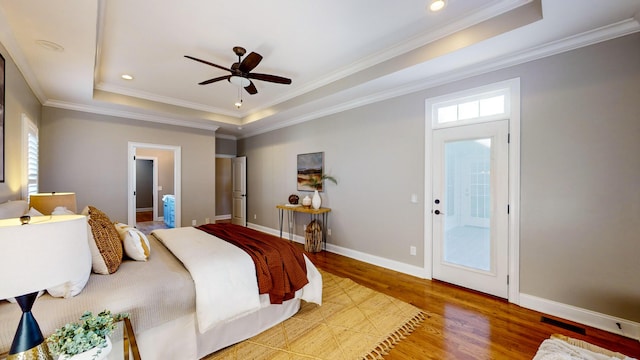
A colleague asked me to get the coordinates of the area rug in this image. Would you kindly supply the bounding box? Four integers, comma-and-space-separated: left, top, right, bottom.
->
203, 270, 427, 360
533, 334, 637, 360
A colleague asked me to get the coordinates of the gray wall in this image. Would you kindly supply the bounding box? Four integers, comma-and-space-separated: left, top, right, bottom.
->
239, 33, 640, 322
0, 43, 41, 202
215, 157, 232, 217
39, 107, 216, 227
216, 137, 237, 156
135, 159, 153, 208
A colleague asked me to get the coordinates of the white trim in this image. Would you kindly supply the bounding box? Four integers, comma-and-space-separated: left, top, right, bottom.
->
215, 214, 231, 221
246, 223, 427, 278
520, 293, 640, 341
128, 142, 181, 227
21, 114, 38, 200
424, 78, 521, 303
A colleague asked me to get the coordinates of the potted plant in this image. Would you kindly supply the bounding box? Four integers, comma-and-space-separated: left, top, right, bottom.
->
308, 175, 337, 209
47, 310, 128, 360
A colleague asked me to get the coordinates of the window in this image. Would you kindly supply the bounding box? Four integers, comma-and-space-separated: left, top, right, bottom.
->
22, 114, 38, 200
428, 83, 513, 129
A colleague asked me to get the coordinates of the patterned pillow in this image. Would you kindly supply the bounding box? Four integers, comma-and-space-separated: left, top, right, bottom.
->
82, 206, 123, 274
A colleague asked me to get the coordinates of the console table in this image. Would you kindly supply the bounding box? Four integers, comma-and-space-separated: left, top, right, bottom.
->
276, 205, 331, 251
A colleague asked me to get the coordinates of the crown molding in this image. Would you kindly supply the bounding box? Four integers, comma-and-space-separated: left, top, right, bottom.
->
44, 99, 220, 132
239, 16, 640, 139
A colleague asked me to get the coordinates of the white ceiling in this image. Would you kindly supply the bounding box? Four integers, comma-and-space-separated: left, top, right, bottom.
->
0, 0, 639, 138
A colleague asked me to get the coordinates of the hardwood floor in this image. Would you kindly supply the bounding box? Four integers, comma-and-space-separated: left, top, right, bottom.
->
303, 249, 640, 359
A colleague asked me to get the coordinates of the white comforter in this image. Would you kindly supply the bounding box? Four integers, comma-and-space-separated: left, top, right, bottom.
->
152, 227, 322, 333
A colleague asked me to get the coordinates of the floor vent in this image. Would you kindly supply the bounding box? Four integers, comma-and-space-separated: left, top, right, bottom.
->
541, 316, 586, 335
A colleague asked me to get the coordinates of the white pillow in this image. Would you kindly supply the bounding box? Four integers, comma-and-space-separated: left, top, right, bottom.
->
122, 228, 150, 261
0, 200, 28, 219
26, 207, 44, 217
52, 206, 75, 215
114, 223, 150, 261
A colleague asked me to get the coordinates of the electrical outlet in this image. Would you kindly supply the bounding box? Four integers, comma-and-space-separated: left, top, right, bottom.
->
205, 218, 210, 224
410, 246, 417, 256
327, 228, 332, 236
254, 214, 257, 219
192, 219, 196, 226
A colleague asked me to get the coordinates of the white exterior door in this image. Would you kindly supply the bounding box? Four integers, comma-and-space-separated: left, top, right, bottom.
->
432, 120, 509, 298
231, 156, 247, 226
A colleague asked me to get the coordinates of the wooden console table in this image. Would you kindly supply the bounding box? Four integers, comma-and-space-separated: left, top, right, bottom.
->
276, 205, 331, 251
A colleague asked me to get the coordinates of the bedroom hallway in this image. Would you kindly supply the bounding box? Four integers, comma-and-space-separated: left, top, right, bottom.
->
303, 249, 640, 359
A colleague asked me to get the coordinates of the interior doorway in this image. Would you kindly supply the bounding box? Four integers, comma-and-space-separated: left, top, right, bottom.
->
128, 142, 181, 228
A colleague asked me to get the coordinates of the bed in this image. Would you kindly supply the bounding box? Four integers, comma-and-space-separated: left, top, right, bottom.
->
0, 222, 322, 359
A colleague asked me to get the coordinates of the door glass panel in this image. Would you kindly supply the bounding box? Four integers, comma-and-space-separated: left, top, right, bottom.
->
443, 138, 491, 272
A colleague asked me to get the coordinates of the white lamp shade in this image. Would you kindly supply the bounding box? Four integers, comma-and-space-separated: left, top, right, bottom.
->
29, 192, 77, 215
0, 215, 90, 300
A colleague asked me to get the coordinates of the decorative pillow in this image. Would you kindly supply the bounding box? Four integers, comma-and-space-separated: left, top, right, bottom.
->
46, 254, 92, 298
114, 223, 150, 261
0, 200, 28, 219
52, 206, 75, 215
82, 206, 123, 274
26, 207, 44, 217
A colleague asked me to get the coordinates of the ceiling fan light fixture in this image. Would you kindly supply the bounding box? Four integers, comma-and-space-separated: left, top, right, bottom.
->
229, 75, 250, 88
429, 0, 446, 12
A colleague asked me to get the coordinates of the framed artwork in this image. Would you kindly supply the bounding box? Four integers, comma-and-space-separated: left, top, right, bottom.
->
0, 53, 4, 183
297, 152, 324, 191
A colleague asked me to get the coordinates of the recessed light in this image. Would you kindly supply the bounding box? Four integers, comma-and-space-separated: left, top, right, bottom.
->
35, 40, 64, 52
121, 74, 134, 80
429, 0, 446, 12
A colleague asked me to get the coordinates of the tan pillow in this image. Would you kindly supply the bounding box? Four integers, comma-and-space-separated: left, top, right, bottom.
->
82, 206, 123, 274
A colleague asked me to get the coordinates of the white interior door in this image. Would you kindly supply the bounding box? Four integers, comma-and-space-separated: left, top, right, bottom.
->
432, 120, 509, 298
231, 156, 247, 226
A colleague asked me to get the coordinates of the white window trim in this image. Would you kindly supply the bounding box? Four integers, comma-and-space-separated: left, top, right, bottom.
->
428, 82, 513, 129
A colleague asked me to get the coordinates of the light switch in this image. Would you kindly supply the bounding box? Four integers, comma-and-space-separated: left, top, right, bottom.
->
157, 185, 163, 191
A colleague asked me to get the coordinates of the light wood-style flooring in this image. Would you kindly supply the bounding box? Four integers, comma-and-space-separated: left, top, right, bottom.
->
303, 249, 640, 359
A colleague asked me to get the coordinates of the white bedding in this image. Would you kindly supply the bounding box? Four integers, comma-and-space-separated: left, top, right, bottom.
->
533, 338, 636, 360
152, 227, 322, 334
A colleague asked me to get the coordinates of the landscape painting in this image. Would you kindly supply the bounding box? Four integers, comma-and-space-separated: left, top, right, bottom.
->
297, 152, 324, 191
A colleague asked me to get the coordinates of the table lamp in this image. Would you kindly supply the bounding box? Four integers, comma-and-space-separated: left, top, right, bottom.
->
29, 192, 77, 215
0, 215, 89, 360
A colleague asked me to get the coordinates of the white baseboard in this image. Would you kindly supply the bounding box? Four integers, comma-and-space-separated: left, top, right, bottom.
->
520, 293, 640, 340
246, 223, 427, 278
247, 222, 640, 341
215, 214, 231, 221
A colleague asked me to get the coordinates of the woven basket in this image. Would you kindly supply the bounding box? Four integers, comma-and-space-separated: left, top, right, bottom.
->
304, 220, 322, 252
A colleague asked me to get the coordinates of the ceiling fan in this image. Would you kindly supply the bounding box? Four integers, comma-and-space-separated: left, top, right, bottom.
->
185, 46, 292, 95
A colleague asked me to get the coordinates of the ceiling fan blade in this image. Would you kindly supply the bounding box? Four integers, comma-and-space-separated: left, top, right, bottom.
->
184, 55, 231, 72
244, 81, 258, 95
248, 72, 292, 85
239, 52, 263, 73
198, 75, 230, 85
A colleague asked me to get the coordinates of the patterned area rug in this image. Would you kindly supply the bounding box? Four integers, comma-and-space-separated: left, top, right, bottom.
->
204, 270, 427, 360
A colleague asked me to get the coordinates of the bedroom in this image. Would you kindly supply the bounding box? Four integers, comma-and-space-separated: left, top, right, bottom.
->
1, 0, 639, 359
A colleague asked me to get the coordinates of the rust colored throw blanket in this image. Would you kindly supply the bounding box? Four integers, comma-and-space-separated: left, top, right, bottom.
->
196, 223, 308, 304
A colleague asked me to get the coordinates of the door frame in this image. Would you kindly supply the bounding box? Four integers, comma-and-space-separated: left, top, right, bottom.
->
128, 142, 181, 227
423, 78, 521, 304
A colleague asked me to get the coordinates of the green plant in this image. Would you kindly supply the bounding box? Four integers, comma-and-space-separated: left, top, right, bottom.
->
309, 174, 338, 190
47, 310, 128, 358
